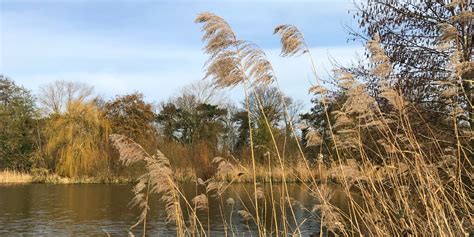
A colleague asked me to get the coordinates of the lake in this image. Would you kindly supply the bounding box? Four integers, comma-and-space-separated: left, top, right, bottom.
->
0, 183, 352, 236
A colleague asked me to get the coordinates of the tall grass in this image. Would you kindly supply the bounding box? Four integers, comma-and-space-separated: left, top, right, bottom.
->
0, 170, 32, 183
110, 12, 472, 237
0, 168, 133, 184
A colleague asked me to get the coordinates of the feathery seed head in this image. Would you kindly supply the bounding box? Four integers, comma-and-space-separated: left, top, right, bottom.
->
240, 43, 275, 85
226, 198, 235, 206
255, 186, 265, 200
212, 157, 235, 176
238, 210, 253, 222
273, 24, 308, 57
110, 134, 181, 226
192, 194, 209, 211
380, 88, 405, 111
367, 34, 392, 78
195, 12, 237, 55
308, 85, 328, 96
334, 69, 356, 90
197, 12, 275, 88
305, 129, 322, 147
206, 179, 225, 197
196, 12, 245, 88
109, 134, 149, 166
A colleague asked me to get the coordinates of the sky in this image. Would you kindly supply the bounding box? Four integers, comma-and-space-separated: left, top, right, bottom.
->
0, 0, 364, 110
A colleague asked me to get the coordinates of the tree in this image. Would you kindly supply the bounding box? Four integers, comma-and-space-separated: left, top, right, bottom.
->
0, 76, 37, 170
234, 85, 302, 162
157, 81, 228, 145
351, 0, 473, 129
156, 82, 229, 170
38, 80, 94, 115
156, 94, 228, 178
104, 93, 157, 150
220, 102, 240, 153
156, 101, 227, 145
193, 103, 227, 145
232, 110, 252, 154
180, 80, 223, 106
157, 102, 183, 142
45, 100, 109, 177
249, 86, 299, 145
300, 92, 347, 162
248, 86, 286, 126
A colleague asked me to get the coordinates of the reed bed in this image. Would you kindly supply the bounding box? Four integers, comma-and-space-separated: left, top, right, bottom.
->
0, 170, 32, 183
0, 163, 322, 184
0, 168, 133, 184
107, 11, 472, 237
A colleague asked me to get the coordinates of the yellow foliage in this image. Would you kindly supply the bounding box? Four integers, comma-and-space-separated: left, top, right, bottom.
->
45, 100, 110, 177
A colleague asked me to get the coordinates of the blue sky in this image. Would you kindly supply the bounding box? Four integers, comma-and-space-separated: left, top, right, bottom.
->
0, 0, 363, 110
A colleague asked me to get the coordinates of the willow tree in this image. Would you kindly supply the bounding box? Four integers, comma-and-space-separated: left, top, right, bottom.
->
45, 100, 110, 177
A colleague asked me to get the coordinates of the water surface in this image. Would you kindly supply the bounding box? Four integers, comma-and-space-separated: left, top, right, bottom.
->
0, 183, 351, 236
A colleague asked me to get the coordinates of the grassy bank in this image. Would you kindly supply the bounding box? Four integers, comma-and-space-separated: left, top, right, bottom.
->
0, 159, 406, 185
0, 170, 32, 183
0, 161, 329, 184
0, 167, 315, 184
0, 170, 133, 184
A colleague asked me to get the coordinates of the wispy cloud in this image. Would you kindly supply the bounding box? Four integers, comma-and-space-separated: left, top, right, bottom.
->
14, 46, 363, 108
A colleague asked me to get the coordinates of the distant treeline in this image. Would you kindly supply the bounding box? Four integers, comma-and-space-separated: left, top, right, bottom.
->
0, 77, 306, 177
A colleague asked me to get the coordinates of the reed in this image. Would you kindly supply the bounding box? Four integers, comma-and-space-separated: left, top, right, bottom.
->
0, 170, 32, 183
272, 22, 473, 236
109, 11, 472, 237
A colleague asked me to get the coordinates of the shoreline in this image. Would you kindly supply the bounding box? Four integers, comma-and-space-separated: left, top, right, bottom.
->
0, 170, 134, 184
1, 161, 402, 185
0, 167, 326, 185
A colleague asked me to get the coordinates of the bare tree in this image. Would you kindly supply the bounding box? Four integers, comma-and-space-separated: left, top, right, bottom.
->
350, 0, 473, 127
38, 80, 94, 114
181, 80, 222, 104
173, 80, 227, 113
248, 85, 292, 126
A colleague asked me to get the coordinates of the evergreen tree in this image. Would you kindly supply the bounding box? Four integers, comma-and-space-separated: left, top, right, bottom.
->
0, 76, 37, 170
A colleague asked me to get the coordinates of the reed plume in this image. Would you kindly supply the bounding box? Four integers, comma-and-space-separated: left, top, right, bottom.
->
311, 184, 346, 235
109, 134, 183, 234
305, 129, 322, 147
255, 184, 265, 200
240, 42, 275, 85
205, 179, 225, 198
192, 193, 209, 212
273, 24, 307, 57
196, 12, 244, 88
212, 157, 234, 176
195, 12, 237, 56
225, 198, 235, 206
367, 34, 391, 78
196, 12, 275, 88
109, 134, 148, 166
238, 210, 253, 222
